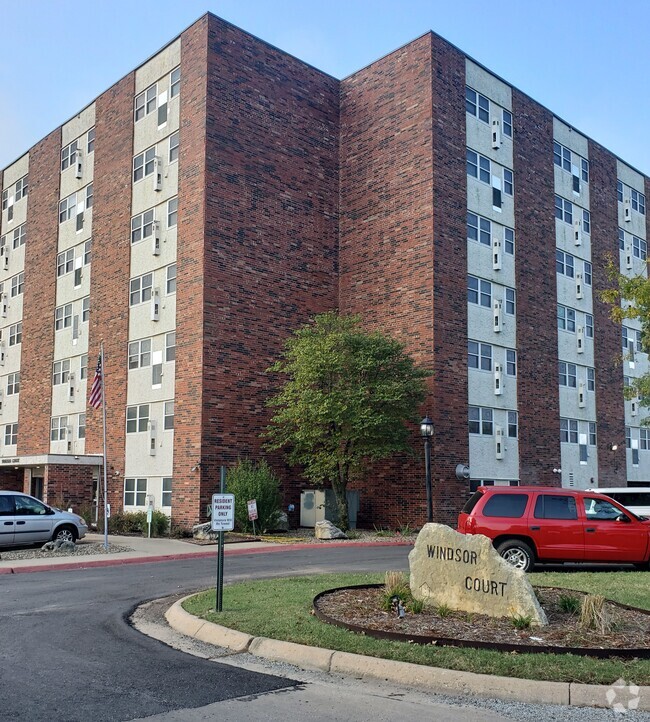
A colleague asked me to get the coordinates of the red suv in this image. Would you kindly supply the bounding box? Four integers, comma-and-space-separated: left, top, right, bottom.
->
458, 486, 650, 572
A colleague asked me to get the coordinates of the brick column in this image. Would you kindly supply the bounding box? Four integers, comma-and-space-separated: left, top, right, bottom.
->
86, 73, 135, 509
512, 91, 560, 484
589, 142, 626, 484
19, 131, 61, 456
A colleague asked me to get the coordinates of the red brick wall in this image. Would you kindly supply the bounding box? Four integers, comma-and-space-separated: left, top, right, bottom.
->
172, 15, 340, 526
512, 91, 560, 485
0, 468, 24, 491
589, 142, 626, 484
339, 34, 467, 527
86, 73, 135, 510
18, 131, 61, 456
44, 464, 96, 511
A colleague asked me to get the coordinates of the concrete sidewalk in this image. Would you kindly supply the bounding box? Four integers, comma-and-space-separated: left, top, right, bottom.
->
0, 533, 412, 574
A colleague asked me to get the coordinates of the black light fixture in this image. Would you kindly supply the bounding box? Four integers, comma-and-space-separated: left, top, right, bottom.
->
420, 416, 434, 523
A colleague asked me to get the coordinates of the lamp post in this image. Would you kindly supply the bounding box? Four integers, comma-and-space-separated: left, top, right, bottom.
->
420, 416, 434, 523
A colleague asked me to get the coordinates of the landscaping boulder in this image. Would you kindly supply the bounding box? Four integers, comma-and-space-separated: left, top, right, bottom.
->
315, 520, 347, 540
192, 522, 218, 541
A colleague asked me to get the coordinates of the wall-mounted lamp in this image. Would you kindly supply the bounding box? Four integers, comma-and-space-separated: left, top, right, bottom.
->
610, 444, 618, 451
191, 460, 202, 472
552, 468, 562, 474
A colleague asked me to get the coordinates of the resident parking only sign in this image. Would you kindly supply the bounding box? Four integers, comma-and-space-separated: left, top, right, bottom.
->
211, 493, 235, 532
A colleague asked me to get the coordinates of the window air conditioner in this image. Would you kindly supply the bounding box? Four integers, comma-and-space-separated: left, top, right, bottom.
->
492, 237, 501, 270
151, 288, 160, 321
152, 221, 161, 255
576, 325, 584, 353
75, 150, 83, 179
495, 425, 504, 459
153, 156, 163, 191
624, 198, 632, 222
574, 219, 582, 245
493, 300, 502, 333
578, 381, 585, 408
491, 119, 501, 149
148, 420, 157, 456
494, 362, 502, 396
575, 272, 583, 300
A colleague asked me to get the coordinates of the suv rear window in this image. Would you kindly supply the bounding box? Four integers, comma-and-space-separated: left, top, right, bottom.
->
461, 491, 483, 515
534, 494, 577, 520
482, 493, 529, 518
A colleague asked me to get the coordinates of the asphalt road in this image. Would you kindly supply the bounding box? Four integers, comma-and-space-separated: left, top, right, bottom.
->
0, 545, 411, 722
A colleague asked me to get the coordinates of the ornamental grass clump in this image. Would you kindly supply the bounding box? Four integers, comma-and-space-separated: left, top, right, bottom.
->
579, 594, 612, 633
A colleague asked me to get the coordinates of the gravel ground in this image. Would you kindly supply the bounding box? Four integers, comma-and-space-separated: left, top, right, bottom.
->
0, 542, 133, 561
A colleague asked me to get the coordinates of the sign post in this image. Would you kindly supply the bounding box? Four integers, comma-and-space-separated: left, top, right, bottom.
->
247, 499, 258, 537
212, 466, 234, 612
146, 495, 155, 538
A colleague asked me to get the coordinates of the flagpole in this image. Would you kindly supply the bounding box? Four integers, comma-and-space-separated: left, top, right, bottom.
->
100, 341, 109, 550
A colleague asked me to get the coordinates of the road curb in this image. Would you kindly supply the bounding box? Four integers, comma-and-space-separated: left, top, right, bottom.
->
165, 596, 650, 711
0, 540, 412, 575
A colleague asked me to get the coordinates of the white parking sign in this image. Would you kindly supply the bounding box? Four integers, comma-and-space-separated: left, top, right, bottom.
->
211, 493, 235, 531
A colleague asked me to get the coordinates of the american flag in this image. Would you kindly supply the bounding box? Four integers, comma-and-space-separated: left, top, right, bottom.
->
89, 354, 103, 410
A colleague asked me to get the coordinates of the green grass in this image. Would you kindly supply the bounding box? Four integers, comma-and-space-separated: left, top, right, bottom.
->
182, 571, 650, 685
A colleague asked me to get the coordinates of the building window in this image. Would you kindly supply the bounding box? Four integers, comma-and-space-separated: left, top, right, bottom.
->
556, 250, 575, 278
469, 407, 493, 435
583, 261, 592, 285
14, 176, 28, 202
559, 361, 577, 388
124, 478, 147, 506
504, 227, 514, 255
1, 189, 7, 210
633, 236, 647, 260
640, 429, 650, 450
12, 225, 26, 249
85, 183, 93, 209
133, 146, 156, 182
164, 401, 174, 430
502, 109, 512, 137
560, 418, 578, 444
80, 354, 88, 380
162, 477, 172, 506
82, 297, 90, 322
135, 82, 157, 122
57, 249, 74, 277
128, 339, 151, 369
585, 314, 593, 338
466, 149, 491, 183
622, 326, 642, 352
582, 209, 590, 234
169, 132, 179, 163
61, 140, 78, 171
87, 128, 95, 154
78, 413, 86, 439
10, 273, 23, 297
167, 197, 178, 228
507, 411, 518, 438
581, 159, 589, 183
468, 275, 491, 307
553, 141, 571, 172
626, 426, 631, 448
170, 67, 181, 98
165, 332, 176, 362
130, 273, 153, 305
55, 304, 73, 330
617, 180, 624, 203
589, 422, 596, 447
7, 372, 19, 395
631, 189, 646, 215
9, 323, 21, 346
506, 349, 517, 376
166, 264, 176, 294
152, 363, 163, 386
468, 341, 492, 371
587, 367, 595, 391
505, 287, 515, 315
131, 209, 155, 244
467, 212, 491, 245
503, 168, 513, 196
59, 193, 77, 223
50, 416, 68, 442
619, 228, 625, 250
465, 87, 489, 123
52, 359, 70, 385
557, 305, 576, 332
84, 240, 91, 265
4, 423, 17, 446
126, 404, 149, 433
554, 195, 573, 224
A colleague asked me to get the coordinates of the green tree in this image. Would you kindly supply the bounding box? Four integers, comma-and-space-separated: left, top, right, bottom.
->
226, 459, 282, 534
602, 257, 650, 420
265, 312, 431, 529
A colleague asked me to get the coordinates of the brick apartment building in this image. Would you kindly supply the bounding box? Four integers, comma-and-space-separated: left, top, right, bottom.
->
0, 13, 648, 528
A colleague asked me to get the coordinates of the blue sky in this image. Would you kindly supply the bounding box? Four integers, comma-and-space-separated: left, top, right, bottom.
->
1, 0, 649, 174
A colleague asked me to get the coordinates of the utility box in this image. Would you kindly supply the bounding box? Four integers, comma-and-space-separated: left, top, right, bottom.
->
300, 489, 360, 529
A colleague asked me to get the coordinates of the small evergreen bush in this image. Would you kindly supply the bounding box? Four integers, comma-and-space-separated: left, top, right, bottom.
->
226, 459, 282, 534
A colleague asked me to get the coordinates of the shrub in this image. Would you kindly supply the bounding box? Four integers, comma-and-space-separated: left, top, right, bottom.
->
511, 614, 533, 630
226, 459, 282, 534
107, 510, 169, 537
558, 593, 581, 614
381, 570, 411, 611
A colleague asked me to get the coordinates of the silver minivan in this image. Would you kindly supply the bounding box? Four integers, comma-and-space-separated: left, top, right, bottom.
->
0, 491, 88, 547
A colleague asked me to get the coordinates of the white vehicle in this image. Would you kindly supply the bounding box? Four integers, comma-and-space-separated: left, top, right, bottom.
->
587, 487, 650, 519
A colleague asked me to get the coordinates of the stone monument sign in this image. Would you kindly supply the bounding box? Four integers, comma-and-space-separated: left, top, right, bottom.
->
408, 524, 547, 626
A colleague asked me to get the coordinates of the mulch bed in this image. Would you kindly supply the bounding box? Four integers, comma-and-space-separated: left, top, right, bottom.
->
314, 585, 650, 657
